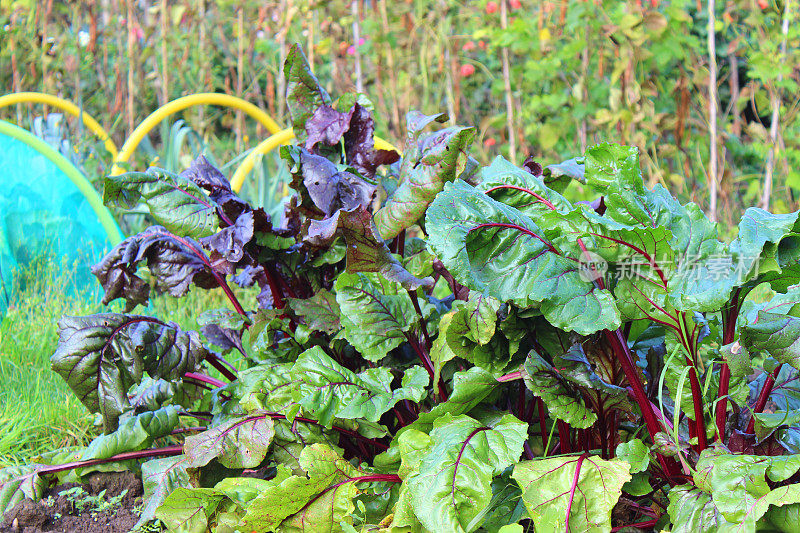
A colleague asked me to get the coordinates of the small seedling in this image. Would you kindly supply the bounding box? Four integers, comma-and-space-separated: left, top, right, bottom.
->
58, 487, 128, 517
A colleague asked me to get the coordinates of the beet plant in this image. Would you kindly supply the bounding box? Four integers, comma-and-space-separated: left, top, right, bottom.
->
5, 45, 800, 532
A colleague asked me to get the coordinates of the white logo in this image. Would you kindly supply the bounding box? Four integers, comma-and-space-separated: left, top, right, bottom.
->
578, 251, 608, 282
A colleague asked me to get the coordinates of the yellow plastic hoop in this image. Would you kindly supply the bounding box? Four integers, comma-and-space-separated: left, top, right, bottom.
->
111, 93, 283, 174
0, 92, 118, 159
230, 128, 399, 193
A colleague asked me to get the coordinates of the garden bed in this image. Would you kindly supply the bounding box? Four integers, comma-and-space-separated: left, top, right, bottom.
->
0, 472, 144, 533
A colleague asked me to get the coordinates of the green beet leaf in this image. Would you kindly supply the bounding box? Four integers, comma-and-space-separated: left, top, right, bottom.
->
234, 362, 299, 416
214, 466, 292, 508
136, 455, 191, 529
429, 296, 511, 384
425, 180, 620, 335
290, 346, 428, 427
184, 413, 275, 469
286, 289, 341, 335
667, 485, 724, 533
241, 443, 362, 532
405, 413, 527, 532
766, 502, 800, 533
81, 406, 179, 462
156, 487, 234, 533
522, 351, 597, 429
512, 454, 630, 532
334, 272, 419, 361
615, 438, 650, 474
104, 168, 220, 238
728, 208, 800, 291
0, 466, 46, 522
374, 113, 477, 239
741, 311, 800, 370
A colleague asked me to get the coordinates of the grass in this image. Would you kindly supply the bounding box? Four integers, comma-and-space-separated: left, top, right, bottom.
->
0, 255, 243, 466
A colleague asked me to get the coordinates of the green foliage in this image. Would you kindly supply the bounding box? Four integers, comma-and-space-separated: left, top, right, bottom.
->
10, 46, 800, 533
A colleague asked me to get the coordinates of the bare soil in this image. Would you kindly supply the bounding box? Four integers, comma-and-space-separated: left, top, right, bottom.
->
0, 471, 146, 533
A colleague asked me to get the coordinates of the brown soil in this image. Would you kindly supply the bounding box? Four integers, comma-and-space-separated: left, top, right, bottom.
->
0, 471, 147, 533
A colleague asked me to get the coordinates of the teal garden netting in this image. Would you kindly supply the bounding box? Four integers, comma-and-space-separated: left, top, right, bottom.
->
0, 120, 123, 316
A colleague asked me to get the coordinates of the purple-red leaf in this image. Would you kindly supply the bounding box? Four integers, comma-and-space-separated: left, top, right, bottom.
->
92, 226, 218, 311
51, 314, 207, 432
307, 206, 432, 290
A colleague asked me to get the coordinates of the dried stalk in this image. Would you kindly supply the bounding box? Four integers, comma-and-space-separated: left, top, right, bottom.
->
760, 1, 792, 211
500, 0, 517, 162
159, 0, 168, 106
707, 0, 718, 222
126, 0, 135, 137
351, 0, 364, 93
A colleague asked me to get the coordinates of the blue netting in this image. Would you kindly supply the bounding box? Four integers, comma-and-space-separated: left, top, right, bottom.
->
0, 125, 116, 316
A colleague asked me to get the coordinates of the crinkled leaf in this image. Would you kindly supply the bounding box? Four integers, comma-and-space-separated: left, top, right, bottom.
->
241, 443, 362, 532
426, 180, 620, 335
306, 206, 433, 290
374, 121, 476, 239
234, 362, 299, 416
342, 103, 400, 180
305, 104, 355, 149
91, 226, 219, 311
291, 346, 428, 427
136, 455, 191, 529
104, 167, 220, 238
155, 487, 231, 533
583, 143, 643, 192
184, 413, 275, 469
430, 298, 511, 384
128, 376, 198, 412
693, 450, 771, 523
667, 485, 724, 533
741, 311, 800, 371
180, 155, 251, 223
282, 146, 375, 218
512, 455, 630, 532
285, 44, 332, 141
280, 480, 358, 533
197, 308, 248, 355
304, 102, 399, 181
728, 208, 800, 292
199, 209, 255, 266
51, 314, 206, 432
581, 144, 737, 317
477, 156, 574, 225
334, 272, 418, 361
553, 343, 633, 415
721, 341, 753, 378
671, 475, 800, 533
522, 351, 596, 429
462, 292, 501, 345
286, 290, 341, 334
373, 367, 499, 472
406, 413, 527, 532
